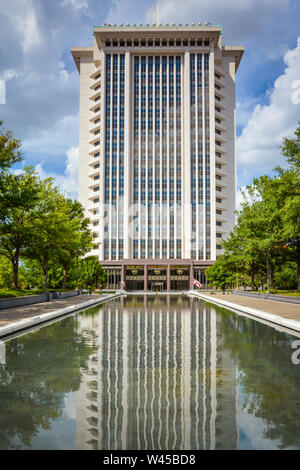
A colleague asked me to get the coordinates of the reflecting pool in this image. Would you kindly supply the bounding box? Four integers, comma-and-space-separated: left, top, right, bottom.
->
0, 295, 299, 450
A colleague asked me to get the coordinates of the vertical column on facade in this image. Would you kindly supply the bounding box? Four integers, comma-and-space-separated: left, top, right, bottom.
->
145, 56, 149, 259
109, 55, 113, 260
152, 56, 155, 259
195, 54, 199, 259
167, 264, 171, 291
159, 56, 163, 258
183, 50, 191, 259
99, 50, 106, 260
174, 56, 177, 258
116, 54, 120, 260
209, 50, 216, 261
144, 264, 147, 291
138, 57, 142, 259
189, 263, 194, 290
124, 51, 131, 259
121, 264, 125, 286
202, 54, 206, 260
166, 56, 170, 258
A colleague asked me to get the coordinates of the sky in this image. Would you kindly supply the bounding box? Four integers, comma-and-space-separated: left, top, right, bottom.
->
0, 0, 299, 201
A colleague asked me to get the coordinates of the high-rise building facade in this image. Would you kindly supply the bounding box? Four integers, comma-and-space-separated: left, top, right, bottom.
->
71, 24, 244, 291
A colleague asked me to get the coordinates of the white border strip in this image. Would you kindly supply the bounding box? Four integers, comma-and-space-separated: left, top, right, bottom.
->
188, 291, 300, 334
0, 292, 124, 339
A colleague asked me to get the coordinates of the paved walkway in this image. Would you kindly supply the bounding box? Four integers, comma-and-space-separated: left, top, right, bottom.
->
210, 293, 300, 321
0, 295, 103, 327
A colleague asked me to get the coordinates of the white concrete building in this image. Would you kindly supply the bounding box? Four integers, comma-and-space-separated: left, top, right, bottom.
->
71, 24, 244, 291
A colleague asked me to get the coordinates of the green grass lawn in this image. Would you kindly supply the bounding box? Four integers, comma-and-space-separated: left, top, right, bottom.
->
0, 288, 77, 299
251, 289, 300, 297
0, 288, 45, 298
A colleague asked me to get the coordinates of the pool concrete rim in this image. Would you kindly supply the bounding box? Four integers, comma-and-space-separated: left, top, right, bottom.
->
189, 291, 300, 334
0, 291, 125, 339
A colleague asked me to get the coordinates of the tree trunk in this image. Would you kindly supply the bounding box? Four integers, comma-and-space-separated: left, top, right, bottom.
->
251, 263, 255, 291
63, 267, 67, 289
269, 262, 274, 290
43, 256, 48, 290
12, 261, 19, 289
12, 251, 19, 289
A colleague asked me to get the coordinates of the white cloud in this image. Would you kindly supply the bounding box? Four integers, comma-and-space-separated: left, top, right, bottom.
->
142, 0, 291, 58
16, 8, 41, 53
236, 186, 246, 213
63, 0, 88, 11
237, 36, 300, 185
35, 146, 79, 199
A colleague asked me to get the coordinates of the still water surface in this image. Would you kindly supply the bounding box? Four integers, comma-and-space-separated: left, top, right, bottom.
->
0, 295, 299, 450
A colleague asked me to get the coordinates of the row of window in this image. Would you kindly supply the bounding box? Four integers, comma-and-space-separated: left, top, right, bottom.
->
105, 38, 211, 48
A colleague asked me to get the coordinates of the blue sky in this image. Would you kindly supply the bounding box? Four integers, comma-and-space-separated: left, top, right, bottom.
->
0, 0, 299, 201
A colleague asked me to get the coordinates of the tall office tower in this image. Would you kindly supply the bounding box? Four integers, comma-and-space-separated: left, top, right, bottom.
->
71, 24, 244, 291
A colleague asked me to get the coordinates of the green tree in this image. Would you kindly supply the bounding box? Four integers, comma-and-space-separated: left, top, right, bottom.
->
23, 182, 91, 290
206, 255, 236, 291
78, 256, 108, 290
0, 120, 22, 174
0, 168, 46, 288
53, 199, 93, 288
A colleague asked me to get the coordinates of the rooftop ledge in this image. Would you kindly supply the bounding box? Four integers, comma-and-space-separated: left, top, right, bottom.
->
93, 25, 223, 34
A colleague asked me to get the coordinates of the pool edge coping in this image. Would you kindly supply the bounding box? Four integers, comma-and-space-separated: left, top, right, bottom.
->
188, 291, 300, 333
0, 291, 125, 339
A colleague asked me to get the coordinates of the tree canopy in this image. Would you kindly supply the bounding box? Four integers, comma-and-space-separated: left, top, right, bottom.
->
207, 123, 300, 291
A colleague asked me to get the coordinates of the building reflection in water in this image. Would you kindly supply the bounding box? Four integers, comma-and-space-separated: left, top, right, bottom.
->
75, 295, 239, 450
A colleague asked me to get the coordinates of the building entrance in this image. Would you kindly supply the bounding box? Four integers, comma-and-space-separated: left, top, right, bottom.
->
151, 282, 164, 292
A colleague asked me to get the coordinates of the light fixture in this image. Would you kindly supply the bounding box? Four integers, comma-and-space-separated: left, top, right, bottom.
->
177, 269, 184, 275
126, 23, 130, 26
131, 269, 138, 275
153, 269, 161, 275
192, 22, 195, 26
120, 23, 123, 26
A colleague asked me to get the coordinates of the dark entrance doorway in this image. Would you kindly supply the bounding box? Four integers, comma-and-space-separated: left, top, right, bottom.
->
151, 282, 164, 292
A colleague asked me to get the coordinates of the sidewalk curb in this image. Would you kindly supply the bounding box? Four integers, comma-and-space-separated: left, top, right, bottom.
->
0, 292, 124, 339
188, 291, 300, 333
